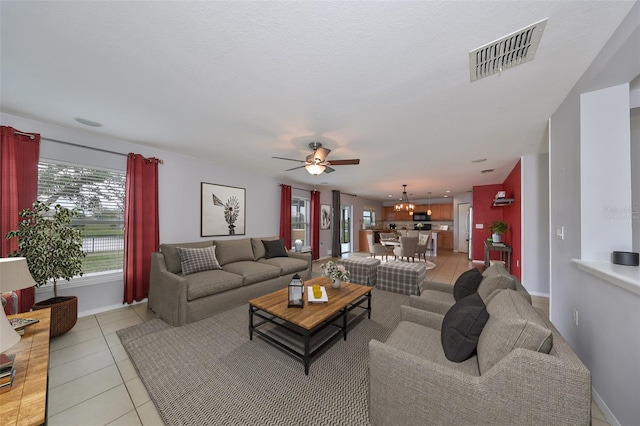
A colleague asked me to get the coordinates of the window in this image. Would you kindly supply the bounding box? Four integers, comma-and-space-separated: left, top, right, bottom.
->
37, 160, 126, 274
291, 197, 310, 248
363, 209, 376, 228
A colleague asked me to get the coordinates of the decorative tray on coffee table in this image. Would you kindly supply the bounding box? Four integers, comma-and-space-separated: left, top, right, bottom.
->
307, 286, 328, 303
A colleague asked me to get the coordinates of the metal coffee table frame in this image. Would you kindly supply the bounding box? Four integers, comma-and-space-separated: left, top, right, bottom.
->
249, 291, 371, 375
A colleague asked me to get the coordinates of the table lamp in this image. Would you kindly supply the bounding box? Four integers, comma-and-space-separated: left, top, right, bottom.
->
0, 258, 37, 355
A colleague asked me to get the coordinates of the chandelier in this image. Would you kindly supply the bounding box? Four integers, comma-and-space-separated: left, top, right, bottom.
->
394, 184, 415, 212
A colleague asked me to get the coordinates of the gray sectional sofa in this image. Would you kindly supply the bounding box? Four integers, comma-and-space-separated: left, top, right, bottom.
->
409, 263, 531, 314
369, 265, 592, 425
148, 237, 312, 326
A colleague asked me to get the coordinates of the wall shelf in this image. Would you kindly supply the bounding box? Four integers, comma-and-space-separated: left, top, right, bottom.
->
492, 198, 514, 206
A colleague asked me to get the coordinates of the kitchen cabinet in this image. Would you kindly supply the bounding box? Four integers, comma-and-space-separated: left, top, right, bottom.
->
382, 206, 396, 221
440, 203, 453, 220
429, 204, 442, 220
384, 203, 453, 222
383, 206, 412, 221
437, 230, 454, 250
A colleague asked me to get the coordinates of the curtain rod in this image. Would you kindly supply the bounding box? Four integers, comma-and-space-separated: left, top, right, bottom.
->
279, 184, 356, 197
13, 130, 36, 140
38, 135, 163, 164
279, 184, 311, 192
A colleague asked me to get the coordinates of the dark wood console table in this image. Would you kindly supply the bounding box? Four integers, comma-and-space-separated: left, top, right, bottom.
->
484, 241, 512, 273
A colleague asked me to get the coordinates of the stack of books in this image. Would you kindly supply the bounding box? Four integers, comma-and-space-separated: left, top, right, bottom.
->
0, 353, 16, 390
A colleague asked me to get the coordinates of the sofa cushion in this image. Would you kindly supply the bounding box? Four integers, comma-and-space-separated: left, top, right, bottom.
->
262, 239, 288, 259
258, 257, 308, 275
185, 269, 243, 301
176, 246, 221, 275
222, 261, 281, 285
251, 236, 279, 260
415, 290, 456, 315
477, 273, 516, 304
477, 289, 553, 374
453, 268, 483, 301
441, 293, 489, 362
160, 241, 214, 274
386, 321, 480, 377
212, 238, 254, 266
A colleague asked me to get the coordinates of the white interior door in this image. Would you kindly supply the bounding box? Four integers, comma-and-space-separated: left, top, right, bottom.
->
457, 203, 470, 253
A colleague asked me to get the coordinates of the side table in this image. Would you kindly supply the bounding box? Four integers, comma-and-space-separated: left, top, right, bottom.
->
1, 308, 51, 426
483, 241, 512, 273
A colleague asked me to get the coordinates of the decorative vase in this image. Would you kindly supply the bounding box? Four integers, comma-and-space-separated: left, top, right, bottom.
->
492, 233, 502, 243
331, 276, 341, 289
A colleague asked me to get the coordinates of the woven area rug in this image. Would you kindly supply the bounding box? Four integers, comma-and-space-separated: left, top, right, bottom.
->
117, 288, 409, 426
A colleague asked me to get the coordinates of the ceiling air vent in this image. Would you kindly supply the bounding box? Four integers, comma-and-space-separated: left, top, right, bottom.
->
469, 18, 547, 82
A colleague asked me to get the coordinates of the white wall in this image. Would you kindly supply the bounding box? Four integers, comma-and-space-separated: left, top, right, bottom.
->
2, 112, 382, 313
580, 84, 633, 261
521, 153, 549, 297
2, 112, 283, 315
548, 3, 640, 424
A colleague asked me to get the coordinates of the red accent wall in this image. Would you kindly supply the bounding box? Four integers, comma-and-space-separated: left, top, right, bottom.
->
472, 184, 503, 261
472, 161, 522, 280
502, 160, 522, 280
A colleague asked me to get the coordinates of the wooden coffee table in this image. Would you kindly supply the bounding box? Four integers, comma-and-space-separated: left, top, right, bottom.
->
248, 277, 372, 375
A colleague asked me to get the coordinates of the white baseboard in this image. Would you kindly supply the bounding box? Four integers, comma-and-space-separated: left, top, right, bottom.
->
78, 299, 147, 318
592, 388, 620, 426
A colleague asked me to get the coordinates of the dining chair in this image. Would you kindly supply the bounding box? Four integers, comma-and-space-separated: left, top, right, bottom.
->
394, 236, 419, 262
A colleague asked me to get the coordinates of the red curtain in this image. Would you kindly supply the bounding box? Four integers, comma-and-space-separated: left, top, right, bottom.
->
0, 126, 40, 312
123, 153, 160, 304
310, 190, 320, 260
279, 184, 292, 249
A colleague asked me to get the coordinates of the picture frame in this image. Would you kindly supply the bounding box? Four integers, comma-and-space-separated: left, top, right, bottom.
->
320, 204, 331, 230
201, 182, 246, 236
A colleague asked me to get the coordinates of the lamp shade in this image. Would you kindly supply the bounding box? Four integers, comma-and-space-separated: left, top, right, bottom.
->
0, 310, 20, 352
0, 258, 37, 353
0, 258, 37, 292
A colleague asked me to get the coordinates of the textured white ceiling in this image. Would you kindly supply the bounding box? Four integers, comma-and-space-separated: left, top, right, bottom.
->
1, 1, 635, 201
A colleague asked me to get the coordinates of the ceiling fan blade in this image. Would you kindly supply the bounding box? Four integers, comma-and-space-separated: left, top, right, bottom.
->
324, 166, 335, 173
328, 159, 360, 165
272, 156, 305, 163
285, 165, 306, 171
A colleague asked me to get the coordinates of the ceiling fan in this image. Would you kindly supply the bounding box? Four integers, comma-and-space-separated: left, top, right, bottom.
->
272, 142, 360, 175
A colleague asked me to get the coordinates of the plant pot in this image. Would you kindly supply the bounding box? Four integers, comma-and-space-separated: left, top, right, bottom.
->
32, 295, 78, 337
492, 233, 502, 243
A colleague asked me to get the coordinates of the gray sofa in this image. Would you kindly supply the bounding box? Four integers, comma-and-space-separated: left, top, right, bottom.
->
369, 264, 592, 425
148, 237, 312, 326
409, 263, 531, 314
369, 289, 592, 425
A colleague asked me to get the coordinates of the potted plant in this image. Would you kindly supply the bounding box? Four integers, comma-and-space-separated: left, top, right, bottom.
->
320, 260, 351, 289
6, 201, 86, 337
490, 220, 508, 243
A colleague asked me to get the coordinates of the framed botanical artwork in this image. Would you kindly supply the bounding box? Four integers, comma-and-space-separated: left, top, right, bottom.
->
201, 182, 246, 236
320, 204, 331, 230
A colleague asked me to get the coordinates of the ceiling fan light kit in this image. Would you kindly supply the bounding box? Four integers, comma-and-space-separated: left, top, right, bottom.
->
273, 142, 360, 176
394, 184, 415, 213
305, 163, 326, 175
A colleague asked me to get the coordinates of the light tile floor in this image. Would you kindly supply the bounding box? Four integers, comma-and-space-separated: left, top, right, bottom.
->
47, 250, 608, 425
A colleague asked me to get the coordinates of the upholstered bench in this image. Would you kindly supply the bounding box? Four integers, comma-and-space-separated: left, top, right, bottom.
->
337, 257, 381, 287
376, 261, 426, 296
